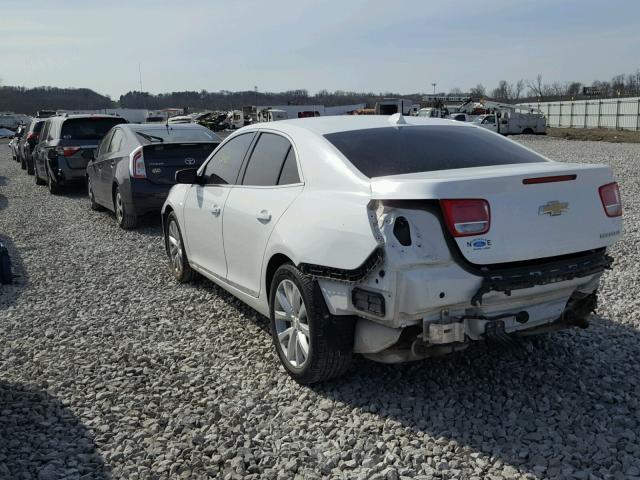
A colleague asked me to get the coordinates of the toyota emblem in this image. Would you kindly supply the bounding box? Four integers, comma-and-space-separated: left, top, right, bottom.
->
184, 157, 196, 165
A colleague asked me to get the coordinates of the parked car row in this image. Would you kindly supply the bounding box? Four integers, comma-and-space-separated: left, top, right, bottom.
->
6, 114, 623, 384
9, 113, 221, 228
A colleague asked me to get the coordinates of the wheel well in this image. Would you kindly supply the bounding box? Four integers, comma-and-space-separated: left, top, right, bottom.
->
265, 254, 293, 297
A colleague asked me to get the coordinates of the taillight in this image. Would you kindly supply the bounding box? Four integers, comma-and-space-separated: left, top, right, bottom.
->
55, 146, 81, 157
599, 182, 622, 217
440, 199, 491, 237
129, 147, 146, 179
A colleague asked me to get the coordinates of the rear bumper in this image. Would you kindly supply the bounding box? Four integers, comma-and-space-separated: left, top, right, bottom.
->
123, 179, 173, 216
50, 157, 88, 184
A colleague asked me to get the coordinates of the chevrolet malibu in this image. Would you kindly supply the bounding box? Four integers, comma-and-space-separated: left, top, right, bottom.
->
162, 115, 622, 384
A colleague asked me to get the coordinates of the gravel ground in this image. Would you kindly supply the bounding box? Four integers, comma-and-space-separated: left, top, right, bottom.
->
0, 136, 639, 480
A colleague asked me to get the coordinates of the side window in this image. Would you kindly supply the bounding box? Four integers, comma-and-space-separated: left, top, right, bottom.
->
278, 147, 300, 185
107, 129, 125, 153
97, 131, 114, 157
40, 122, 50, 142
242, 133, 291, 186
203, 132, 255, 185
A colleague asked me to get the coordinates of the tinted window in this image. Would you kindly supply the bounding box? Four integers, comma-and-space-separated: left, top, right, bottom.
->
108, 129, 125, 153
60, 117, 127, 140
203, 133, 254, 185
324, 126, 546, 178
484, 116, 495, 124
97, 131, 113, 157
242, 133, 291, 186
32, 121, 44, 134
278, 148, 300, 185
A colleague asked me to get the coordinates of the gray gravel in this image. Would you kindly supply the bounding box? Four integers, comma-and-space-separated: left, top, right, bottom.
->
0, 136, 639, 480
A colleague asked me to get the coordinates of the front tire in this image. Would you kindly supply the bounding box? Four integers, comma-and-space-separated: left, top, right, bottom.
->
269, 264, 354, 384
165, 213, 194, 283
114, 187, 137, 229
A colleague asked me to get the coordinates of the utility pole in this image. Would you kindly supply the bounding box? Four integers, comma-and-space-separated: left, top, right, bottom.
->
432, 83, 436, 95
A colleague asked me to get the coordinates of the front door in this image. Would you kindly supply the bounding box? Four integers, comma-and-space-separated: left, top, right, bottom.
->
182, 131, 256, 279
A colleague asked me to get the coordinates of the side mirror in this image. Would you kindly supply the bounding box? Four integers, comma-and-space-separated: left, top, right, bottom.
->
175, 168, 201, 184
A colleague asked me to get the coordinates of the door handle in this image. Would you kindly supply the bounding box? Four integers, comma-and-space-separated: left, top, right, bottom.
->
256, 210, 271, 222
211, 205, 221, 216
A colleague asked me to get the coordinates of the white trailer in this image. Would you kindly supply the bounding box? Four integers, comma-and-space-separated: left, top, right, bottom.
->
375, 98, 415, 116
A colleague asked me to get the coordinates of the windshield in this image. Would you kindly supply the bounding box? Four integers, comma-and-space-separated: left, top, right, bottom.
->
134, 127, 219, 143
60, 117, 127, 140
324, 125, 547, 178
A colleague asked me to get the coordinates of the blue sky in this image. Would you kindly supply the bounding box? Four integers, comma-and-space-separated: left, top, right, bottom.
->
1, 0, 638, 98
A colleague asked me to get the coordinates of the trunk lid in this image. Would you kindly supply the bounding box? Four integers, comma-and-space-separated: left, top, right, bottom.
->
142, 142, 219, 184
370, 162, 622, 265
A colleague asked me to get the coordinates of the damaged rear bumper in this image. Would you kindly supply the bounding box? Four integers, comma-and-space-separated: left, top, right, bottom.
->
470, 249, 613, 305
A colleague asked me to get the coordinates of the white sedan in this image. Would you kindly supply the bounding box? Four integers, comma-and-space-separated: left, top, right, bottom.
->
162, 115, 622, 384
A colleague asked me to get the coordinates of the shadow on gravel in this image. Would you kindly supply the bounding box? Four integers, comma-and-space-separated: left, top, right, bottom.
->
0, 234, 28, 309
313, 316, 640, 478
0, 380, 111, 479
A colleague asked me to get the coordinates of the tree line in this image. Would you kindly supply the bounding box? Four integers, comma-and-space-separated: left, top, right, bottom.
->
2, 68, 640, 114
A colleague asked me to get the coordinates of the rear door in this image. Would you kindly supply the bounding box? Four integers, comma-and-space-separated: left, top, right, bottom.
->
223, 132, 303, 297
88, 129, 114, 204
98, 128, 126, 204
182, 132, 256, 279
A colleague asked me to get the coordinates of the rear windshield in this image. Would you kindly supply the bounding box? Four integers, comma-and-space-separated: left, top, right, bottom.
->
324, 125, 547, 178
60, 117, 127, 140
135, 127, 219, 143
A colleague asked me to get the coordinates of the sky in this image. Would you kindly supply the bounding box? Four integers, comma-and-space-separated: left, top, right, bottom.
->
1, 0, 639, 98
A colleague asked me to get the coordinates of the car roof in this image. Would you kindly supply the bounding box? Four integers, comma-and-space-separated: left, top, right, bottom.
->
248, 115, 471, 136
48, 114, 124, 122
120, 123, 207, 132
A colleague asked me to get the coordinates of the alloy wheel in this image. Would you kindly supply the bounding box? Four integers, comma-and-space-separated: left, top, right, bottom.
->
274, 279, 310, 368
167, 220, 183, 274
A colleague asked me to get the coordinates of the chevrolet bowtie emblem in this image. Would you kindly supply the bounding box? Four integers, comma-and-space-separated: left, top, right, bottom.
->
538, 200, 569, 216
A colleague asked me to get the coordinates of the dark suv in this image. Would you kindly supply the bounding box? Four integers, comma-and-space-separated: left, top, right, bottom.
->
33, 115, 128, 194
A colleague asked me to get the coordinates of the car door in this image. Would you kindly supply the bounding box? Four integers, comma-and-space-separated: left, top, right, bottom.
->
223, 132, 303, 297
34, 120, 51, 178
89, 130, 114, 205
99, 128, 126, 204
482, 115, 498, 132
182, 132, 256, 279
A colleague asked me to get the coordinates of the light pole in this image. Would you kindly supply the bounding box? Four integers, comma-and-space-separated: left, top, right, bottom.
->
432, 83, 437, 95
254, 86, 258, 122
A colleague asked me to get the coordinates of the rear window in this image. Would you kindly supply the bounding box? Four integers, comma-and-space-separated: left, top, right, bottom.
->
135, 127, 219, 143
60, 117, 127, 140
324, 125, 547, 178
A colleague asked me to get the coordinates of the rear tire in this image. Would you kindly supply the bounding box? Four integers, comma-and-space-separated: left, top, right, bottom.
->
269, 264, 354, 384
87, 177, 104, 211
114, 187, 137, 229
34, 162, 46, 185
165, 213, 194, 283
47, 168, 61, 194
20, 155, 26, 170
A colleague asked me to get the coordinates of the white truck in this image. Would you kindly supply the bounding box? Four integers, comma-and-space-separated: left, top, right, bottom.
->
256, 109, 288, 123
473, 110, 546, 135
